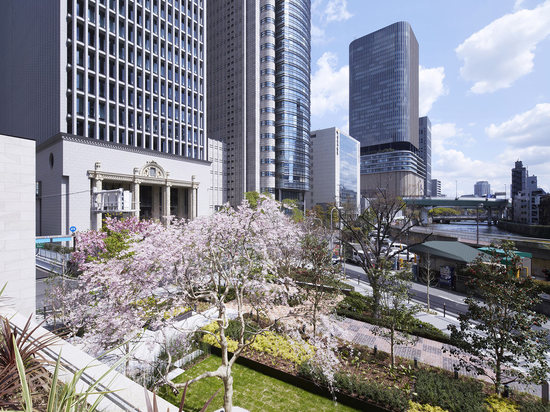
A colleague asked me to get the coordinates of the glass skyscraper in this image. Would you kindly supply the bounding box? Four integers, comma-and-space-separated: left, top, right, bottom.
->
349, 21, 423, 197
207, 0, 310, 206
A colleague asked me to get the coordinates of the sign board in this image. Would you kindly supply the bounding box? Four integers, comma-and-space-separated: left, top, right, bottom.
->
439, 265, 454, 287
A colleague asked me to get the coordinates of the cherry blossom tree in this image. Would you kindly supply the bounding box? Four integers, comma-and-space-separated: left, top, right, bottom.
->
47, 197, 341, 412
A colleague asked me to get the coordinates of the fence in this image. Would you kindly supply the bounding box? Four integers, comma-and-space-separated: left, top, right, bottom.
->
36, 248, 71, 263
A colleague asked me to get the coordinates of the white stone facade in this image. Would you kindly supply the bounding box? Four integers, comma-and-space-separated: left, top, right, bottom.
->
309, 127, 360, 213
0, 134, 36, 317
36, 134, 211, 235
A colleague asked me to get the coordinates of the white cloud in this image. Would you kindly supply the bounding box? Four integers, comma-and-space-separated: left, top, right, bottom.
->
486, 103, 550, 147
311, 23, 326, 45
311, 52, 349, 117
514, 0, 526, 10
324, 0, 352, 22
456, 1, 550, 94
419, 66, 448, 116
430, 123, 506, 196
431, 123, 463, 152
340, 116, 349, 135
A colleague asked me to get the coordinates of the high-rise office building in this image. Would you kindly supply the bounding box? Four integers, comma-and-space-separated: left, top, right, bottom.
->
511, 160, 527, 198
474, 181, 491, 197
349, 21, 423, 198
419, 116, 431, 197
207, 0, 311, 206
1, 0, 213, 234
309, 127, 360, 213
430, 179, 441, 197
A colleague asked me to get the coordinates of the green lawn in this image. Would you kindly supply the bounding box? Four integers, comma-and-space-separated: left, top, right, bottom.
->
158, 355, 359, 412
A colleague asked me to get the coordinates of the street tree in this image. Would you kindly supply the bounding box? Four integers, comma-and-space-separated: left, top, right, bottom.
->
339, 190, 428, 317
372, 261, 419, 368
295, 216, 344, 335
448, 241, 550, 394
419, 252, 436, 312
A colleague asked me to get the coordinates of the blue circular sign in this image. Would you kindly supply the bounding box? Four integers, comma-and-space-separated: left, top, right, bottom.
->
70, 226, 77, 233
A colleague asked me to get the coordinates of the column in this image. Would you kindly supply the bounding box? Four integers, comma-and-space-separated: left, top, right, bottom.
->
163, 184, 171, 225
191, 187, 197, 219
132, 181, 140, 219
93, 177, 103, 230
187, 187, 194, 220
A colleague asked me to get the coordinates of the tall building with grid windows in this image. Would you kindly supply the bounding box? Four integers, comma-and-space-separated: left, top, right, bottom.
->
0, 0, 216, 235
350, 22, 424, 198
207, 0, 311, 206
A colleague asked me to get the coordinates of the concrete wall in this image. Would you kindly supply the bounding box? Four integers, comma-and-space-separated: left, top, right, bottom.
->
37, 134, 212, 235
0, 134, 36, 317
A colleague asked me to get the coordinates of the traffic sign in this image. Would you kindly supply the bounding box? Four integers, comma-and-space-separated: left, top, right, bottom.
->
69, 226, 77, 233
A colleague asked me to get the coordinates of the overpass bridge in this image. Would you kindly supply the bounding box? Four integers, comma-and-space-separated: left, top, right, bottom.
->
402, 197, 509, 225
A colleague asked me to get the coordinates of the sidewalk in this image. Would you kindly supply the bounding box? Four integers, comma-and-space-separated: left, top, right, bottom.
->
341, 279, 542, 397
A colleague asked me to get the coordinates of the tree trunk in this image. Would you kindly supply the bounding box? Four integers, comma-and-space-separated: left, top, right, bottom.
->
222, 371, 234, 412
495, 356, 501, 395
312, 301, 318, 336
390, 324, 395, 368
426, 276, 430, 311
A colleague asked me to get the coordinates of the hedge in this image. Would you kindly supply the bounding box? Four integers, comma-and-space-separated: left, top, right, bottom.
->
414, 369, 485, 412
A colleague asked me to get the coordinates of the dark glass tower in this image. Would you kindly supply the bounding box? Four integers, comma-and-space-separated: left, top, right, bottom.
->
275, 0, 311, 202
349, 21, 422, 197
350, 21, 419, 149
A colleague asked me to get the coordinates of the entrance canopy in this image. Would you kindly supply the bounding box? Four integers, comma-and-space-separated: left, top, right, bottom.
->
409, 241, 489, 264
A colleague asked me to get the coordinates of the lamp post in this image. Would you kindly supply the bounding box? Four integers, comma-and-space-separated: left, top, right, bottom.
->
476, 203, 483, 246
330, 206, 342, 261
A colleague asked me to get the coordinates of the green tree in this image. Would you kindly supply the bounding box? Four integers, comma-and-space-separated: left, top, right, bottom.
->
372, 262, 419, 368
339, 190, 429, 317
296, 218, 344, 335
448, 241, 550, 394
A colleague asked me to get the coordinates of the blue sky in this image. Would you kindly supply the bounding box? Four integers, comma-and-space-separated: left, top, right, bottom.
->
310, 0, 550, 197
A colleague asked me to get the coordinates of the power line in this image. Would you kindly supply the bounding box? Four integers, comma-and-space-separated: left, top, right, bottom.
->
37, 189, 91, 199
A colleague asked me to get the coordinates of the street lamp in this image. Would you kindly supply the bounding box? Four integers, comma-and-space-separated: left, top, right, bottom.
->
476, 203, 483, 246
330, 206, 342, 260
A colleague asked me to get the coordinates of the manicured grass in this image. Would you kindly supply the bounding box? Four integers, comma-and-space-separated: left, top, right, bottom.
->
158, 355, 359, 412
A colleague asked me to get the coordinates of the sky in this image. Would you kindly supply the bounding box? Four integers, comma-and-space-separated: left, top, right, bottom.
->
309, 0, 550, 197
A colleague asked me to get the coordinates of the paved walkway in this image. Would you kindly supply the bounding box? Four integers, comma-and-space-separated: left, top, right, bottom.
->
340, 279, 543, 397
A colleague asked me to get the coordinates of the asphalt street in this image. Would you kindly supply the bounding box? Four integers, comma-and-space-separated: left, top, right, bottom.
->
344, 262, 469, 316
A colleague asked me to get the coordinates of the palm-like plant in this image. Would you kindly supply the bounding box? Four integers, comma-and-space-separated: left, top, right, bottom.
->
0, 315, 58, 409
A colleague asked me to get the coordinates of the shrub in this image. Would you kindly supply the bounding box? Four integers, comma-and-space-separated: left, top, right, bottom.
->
518, 401, 550, 412
484, 395, 519, 412
414, 369, 485, 412
200, 322, 314, 364
534, 279, 550, 295
333, 371, 409, 412
408, 401, 449, 412
337, 291, 374, 313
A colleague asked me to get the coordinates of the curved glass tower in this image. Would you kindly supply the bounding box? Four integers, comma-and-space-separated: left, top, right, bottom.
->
274, 0, 311, 201
207, 0, 311, 205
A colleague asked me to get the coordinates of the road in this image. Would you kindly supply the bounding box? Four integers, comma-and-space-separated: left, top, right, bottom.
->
344, 263, 469, 316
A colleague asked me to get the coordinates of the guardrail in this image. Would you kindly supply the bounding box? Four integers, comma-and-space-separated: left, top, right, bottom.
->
36, 248, 71, 263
